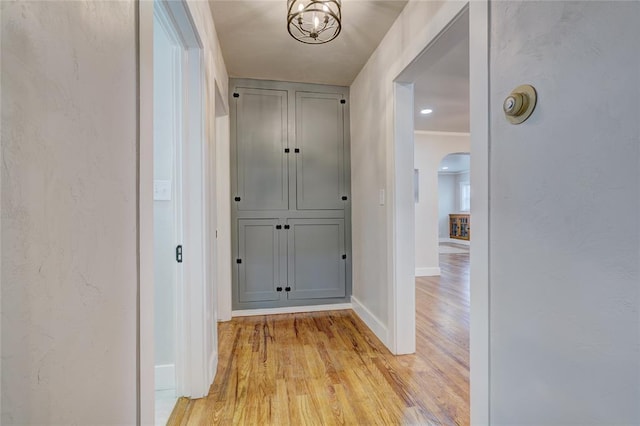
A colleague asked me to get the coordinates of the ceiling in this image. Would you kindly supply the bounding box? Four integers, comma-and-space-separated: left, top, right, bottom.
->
439, 153, 469, 173
209, 0, 408, 86
397, 9, 469, 133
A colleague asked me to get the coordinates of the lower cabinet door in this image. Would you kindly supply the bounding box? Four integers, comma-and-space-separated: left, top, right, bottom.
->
286, 219, 346, 300
238, 219, 282, 302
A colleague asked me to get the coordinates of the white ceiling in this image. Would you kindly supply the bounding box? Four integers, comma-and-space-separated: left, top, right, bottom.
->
398, 9, 469, 133
209, 0, 408, 86
439, 153, 470, 173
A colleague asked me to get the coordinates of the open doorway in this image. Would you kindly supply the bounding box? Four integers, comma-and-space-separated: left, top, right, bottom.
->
152, 3, 183, 420
150, 1, 212, 424
438, 153, 470, 255
390, 2, 489, 421
393, 6, 472, 423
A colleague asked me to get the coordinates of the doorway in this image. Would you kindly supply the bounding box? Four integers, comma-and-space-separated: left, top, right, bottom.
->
438, 153, 470, 255
391, 3, 490, 423
153, 3, 183, 421
149, 1, 211, 424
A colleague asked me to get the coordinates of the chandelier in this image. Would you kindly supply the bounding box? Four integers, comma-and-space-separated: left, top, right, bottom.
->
287, 0, 342, 44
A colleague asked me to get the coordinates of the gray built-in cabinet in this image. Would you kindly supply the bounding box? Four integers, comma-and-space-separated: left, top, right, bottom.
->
231, 79, 351, 310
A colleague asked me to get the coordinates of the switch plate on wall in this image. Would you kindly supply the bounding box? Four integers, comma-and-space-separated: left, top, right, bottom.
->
154, 180, 172, 201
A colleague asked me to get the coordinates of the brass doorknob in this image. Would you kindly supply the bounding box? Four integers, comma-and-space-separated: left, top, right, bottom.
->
504, 84, 537, 124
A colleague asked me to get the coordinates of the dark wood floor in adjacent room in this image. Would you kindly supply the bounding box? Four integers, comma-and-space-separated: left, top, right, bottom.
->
171, 252, 469, 425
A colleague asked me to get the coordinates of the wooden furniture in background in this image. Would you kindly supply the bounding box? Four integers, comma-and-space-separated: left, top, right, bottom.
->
449, 213, 470, 241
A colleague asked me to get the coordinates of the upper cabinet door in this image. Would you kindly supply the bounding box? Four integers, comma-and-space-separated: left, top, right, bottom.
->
235, 88, 289, 211
295, 92, 345, 210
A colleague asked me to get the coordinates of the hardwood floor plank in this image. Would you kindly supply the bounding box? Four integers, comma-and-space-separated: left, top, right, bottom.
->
176, 252, 469, 425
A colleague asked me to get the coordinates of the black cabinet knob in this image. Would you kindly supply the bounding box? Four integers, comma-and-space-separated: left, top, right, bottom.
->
276, 287, 283, 292
285, 287, 291, 292
234, 196, 241, 202
341, 196, 348, 201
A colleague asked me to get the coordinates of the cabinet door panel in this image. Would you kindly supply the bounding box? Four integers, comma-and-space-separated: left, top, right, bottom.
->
236, 88, 288, 211
238, 219, 281, 302
287, 219, 345, 299
295, 92, 344, 210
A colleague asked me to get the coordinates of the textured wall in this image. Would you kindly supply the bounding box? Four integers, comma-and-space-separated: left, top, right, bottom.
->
489, 1, 640, 423
1, 1, 137, 423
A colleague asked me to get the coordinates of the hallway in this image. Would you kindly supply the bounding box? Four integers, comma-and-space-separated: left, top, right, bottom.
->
170, 252, 470, 425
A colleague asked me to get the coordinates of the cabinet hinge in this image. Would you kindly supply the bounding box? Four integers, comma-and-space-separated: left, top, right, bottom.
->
233, 92, 239, 98
176, 245, 183, 263
236, 258, 242, 264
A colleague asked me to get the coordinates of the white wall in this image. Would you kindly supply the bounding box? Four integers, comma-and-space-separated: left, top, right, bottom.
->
1, 1, 137, 423
350, 0, 468, 349
1, 0, 229, 422
414, 132, 469, 276
454, 171, 469, 211
438, 173, 456, 238
489, 1, 639, 423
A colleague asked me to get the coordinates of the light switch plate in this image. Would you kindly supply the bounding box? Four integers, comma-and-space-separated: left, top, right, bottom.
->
154, 180, 172, 201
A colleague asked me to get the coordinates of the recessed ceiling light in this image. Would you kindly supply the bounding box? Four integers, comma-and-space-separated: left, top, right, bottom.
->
442, 166, 449, 170
420, 108, 433, 115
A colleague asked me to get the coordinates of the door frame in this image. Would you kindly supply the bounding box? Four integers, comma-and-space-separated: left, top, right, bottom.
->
389, 1, 489, 424
151, 2, 185, 394
139, 0, 211, 423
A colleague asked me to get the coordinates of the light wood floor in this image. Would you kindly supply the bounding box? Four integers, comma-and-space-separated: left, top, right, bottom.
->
170, 253, 469, 425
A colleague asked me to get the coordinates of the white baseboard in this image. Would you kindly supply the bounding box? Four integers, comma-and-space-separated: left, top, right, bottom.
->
415, 267, 441, 277
208, 351, 218, 390
232, 303, 352, 317
350, 296, 389, 348
439, 237, 470, 246
155, 364, 175, 391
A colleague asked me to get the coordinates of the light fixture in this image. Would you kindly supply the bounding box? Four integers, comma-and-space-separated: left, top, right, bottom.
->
287, 0, 342, 44
420, 108, 433, 115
